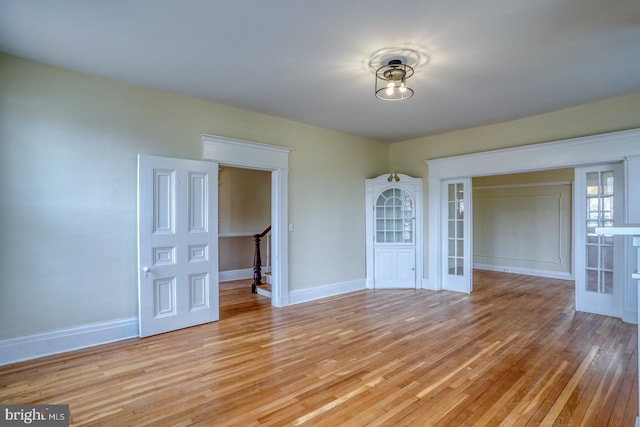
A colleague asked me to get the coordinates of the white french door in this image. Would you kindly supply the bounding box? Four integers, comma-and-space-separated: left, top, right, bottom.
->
137, 155, 219, 337
441, 178, 472, 293
574, 163, 624, 318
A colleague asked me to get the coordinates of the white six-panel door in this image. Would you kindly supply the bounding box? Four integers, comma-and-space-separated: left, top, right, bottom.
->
137, 155, 219, 337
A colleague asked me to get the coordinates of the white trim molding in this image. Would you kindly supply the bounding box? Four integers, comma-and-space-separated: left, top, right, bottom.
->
427, 128, 640, 179
202, 134, 291, 170
426, 128, 640, 295
474, 181, 572, 190
202, 134, 292, 307
219, 268, 254, 282
219, 266, 271, 282
0, 318, 138, 366
289, 279, 366, 305
473, 264, 573, 280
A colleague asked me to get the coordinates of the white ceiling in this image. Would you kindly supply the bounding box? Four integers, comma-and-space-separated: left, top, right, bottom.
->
1, 0, 639, 142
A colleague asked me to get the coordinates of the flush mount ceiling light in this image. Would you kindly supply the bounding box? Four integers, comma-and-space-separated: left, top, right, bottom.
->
375, 58, 414, 101
368, 46, 429, 102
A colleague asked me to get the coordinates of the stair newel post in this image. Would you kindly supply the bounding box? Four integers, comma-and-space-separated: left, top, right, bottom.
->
252, 233, 263, 294
251, 225, 271, 294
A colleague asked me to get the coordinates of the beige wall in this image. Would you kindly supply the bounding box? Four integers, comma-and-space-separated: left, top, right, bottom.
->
390, 94, 640, 280
218, 167, 271, 272
219, 237, 255, 271
0, 54, 389, 339
219, 167, 271, 235
390, 94, 640, 177
1, 50, 638, 341
473, 170, 573, 276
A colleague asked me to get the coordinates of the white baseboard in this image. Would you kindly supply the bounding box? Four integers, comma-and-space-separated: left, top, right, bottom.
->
219, 267, 271, 282
0, 317, 138, 366
474, 263, 573, 280
422, 277, 438, 290
368, 278, 436, 290
219, 268, 253, 282
623, 308, 638, 325
289, 279, 366, 305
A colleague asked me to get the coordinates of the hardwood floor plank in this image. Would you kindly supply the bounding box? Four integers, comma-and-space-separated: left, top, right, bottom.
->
0, 274, 636, 426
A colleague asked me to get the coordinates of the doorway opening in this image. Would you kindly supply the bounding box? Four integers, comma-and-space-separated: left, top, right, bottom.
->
427, 129, 640, 322
202, 134, 292, 307
472, 169, 573, 281
218, 166, 272, 317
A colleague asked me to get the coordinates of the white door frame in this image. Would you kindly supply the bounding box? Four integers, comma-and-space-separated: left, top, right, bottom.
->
202, 134, 292, 307
426, 128, 640, 322
365, 174, 423, 289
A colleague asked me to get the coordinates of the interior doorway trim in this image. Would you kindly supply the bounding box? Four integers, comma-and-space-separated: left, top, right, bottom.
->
425, 128, 640, 314
202, 134, 292, 307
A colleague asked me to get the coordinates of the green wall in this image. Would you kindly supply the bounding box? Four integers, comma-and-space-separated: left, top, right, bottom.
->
1, 51, 638, 341
390, 93, 640, 278
0, 54, 388, 339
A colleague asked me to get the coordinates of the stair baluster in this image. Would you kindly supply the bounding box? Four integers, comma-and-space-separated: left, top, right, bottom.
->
252, 225, 271, 293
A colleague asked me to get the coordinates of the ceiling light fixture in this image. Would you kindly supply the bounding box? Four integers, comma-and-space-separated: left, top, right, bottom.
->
375, 59, 414, 101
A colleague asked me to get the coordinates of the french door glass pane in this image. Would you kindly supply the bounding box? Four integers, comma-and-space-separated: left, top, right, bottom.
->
447, 183, 464, 276
604, 271, 613, 293
584, 170, 615, 294
587, 270, 598, 292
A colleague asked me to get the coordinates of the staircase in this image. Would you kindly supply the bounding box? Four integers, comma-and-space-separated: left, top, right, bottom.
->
252, 225, 271, 298
256, 272, 272, 298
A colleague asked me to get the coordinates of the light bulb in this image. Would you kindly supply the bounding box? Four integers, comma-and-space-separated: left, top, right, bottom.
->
386, 86, 394, 96
399, 79, 407, 93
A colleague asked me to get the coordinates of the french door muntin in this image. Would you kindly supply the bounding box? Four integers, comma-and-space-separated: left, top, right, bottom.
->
574, 163, 624, 317
441, 178, 472, 293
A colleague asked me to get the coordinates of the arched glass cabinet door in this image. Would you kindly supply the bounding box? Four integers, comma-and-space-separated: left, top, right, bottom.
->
365, 173, 423, 290
375, 188, 414, 244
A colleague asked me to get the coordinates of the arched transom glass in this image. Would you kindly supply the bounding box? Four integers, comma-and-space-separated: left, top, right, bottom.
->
375, 188, 414, 244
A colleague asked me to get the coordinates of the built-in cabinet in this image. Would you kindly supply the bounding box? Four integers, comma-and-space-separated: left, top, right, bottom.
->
365, 174, 423, 289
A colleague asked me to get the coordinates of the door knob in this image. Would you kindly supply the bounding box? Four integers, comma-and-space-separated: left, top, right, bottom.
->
143, 266, 151, 277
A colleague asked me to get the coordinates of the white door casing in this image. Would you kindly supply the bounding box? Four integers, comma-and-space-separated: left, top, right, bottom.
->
574, 163, 624, 318
441, 178, 473, 293
366, 174, 423, 289
137, 155, 219, 338
201, 134, 292, 307
426, 129, 639, 322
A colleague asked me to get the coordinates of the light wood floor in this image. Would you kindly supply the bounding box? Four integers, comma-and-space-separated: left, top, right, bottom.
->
0, 271, 637, 426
